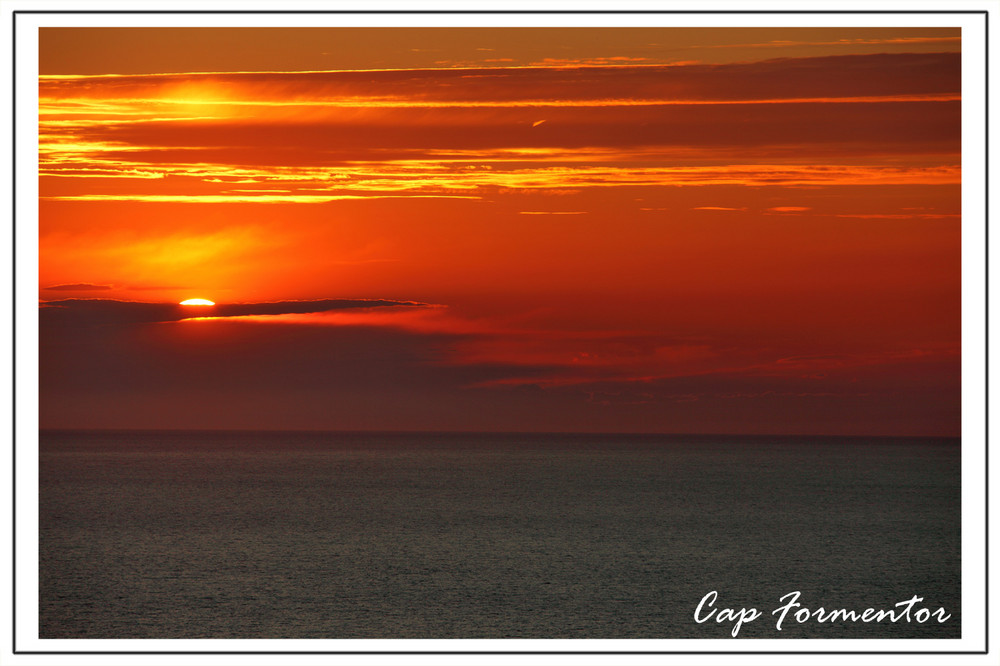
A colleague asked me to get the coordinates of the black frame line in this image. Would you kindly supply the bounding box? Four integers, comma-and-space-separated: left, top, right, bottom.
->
986, 6, 991, 658
9, 6, 13, 660
7, 9, 995, 12
10, 8, 989, 657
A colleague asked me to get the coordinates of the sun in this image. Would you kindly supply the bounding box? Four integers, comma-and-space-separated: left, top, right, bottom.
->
179, 298, 215, 306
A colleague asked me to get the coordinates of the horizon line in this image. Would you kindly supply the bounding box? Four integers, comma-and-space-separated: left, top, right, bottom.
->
36, 427, 962, 440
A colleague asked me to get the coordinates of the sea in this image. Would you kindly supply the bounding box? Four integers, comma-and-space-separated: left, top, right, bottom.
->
38, 430, 961, 639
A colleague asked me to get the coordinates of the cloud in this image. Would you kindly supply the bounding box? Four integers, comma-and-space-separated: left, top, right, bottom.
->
693, 36, 960, 51
834, 213, 961, 220
517, 211, 587, 215
766, 206, 812, 213
39, 298, 427, 326
39, 52, 960, 105
528, 56, 656, 67
43, 194, 481, 204
39, 102, 959, 206
50, 99, 960, 157
42, 283, 112, 291
38, 160, 962, 208
39, 51, 960, 203
38, 298, 960, 435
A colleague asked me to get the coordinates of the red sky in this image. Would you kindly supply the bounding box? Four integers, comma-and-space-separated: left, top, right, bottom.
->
38, 27, 961, 435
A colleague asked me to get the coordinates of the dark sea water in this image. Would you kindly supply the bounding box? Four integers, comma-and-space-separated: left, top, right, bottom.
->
39, 430, 961, 639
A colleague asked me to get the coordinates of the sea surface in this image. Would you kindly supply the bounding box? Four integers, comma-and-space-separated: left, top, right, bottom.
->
39, 430, 961, 639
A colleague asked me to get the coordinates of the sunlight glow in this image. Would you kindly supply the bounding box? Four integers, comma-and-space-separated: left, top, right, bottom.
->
180, 298, 215, 306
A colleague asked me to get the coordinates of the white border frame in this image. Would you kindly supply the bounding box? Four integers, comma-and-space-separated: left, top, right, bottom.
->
2, 2, 993, 664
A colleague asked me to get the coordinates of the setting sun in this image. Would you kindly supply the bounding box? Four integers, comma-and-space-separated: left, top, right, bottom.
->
179, 298, 215, 306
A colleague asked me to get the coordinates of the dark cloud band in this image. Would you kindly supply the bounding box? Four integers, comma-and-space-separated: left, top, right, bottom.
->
40, 298, 427, 326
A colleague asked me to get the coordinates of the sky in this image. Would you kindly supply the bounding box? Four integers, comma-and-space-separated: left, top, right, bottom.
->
37, 27, 961, 435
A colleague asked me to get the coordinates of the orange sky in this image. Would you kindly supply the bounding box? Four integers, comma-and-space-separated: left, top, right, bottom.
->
38, 28, 961, 435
